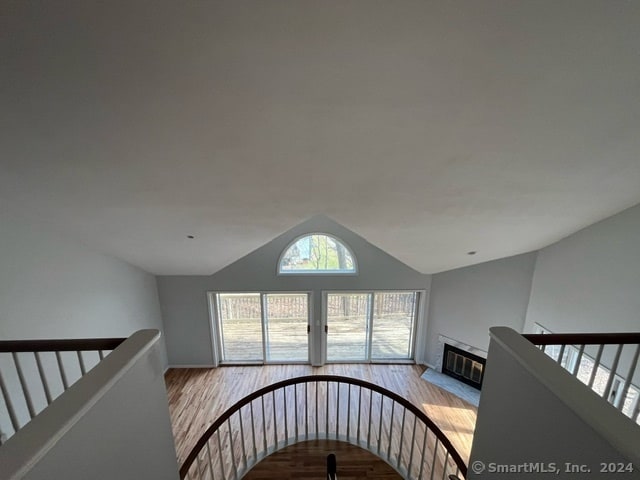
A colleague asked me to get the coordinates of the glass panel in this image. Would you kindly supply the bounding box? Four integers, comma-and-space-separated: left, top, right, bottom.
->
591, 365, 611, 397
217, 293, 263, 362
455, 355, 463, 374
370, 292, 416, 360
446, 352, 455, 371
576, 355, 594, 385
622, 385, 639, 418
472, 363, 483, 383
280, 234, 355, 273
265, 293, 309, 362
544, 344, 561, 362
326, 293, 370, 361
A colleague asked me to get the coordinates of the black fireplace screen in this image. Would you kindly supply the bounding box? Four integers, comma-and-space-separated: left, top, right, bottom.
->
442, 343, 486, 390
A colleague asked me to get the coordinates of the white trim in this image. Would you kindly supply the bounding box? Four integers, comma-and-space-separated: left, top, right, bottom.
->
168, 364, 217, 369
260, 293, 269, 362
323, 289, 423, 364
207, 292, 220, 367
208, 290, 313, 365
413, 289, 429, 364
277, 232, 358, 276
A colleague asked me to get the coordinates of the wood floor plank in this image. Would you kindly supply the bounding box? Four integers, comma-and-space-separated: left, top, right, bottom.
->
165, 365, 477, 473
242, 440, 402, 480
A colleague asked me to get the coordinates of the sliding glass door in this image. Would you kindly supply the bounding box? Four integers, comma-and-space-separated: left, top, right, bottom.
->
217, 293, 263, 362
326, 293, 370, 361
212, 290, 418, 364
264, 293, 309, 362
371, 291, 417, 360
214, 292, 310, 364
325, 291, 418, 362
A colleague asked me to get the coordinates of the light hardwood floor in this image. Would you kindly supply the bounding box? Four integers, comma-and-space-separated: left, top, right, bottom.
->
165, 364, 477, 472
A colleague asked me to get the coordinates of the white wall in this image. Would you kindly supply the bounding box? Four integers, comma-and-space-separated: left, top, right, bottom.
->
0, 210, 167, 367
158, 215, 429, 366
525, 203, 640, 335
0, 330, 179, 480
425, 252, 537, 367
159, 203, 640, 369
470, 327, 639, 479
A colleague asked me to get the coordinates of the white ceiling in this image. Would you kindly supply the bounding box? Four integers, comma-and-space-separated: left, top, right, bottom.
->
2, 1, 640, 275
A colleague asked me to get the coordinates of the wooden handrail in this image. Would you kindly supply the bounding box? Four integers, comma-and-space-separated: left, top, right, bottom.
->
523, 332, 640, 346
180, 374, 468, 479
0, 337, 126, 353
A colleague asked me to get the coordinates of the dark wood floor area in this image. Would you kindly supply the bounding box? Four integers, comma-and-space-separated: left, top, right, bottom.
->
165, 364, 477, 471
243, 439, 402, 480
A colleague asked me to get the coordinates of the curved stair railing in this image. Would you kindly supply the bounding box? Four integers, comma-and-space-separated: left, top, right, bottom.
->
181, 375, 467, 480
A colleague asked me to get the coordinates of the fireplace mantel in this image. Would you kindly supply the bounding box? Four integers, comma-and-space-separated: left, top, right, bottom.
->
435, 334, 487, 372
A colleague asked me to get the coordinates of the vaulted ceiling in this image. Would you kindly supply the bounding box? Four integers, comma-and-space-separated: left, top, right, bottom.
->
2, 1, 639, 275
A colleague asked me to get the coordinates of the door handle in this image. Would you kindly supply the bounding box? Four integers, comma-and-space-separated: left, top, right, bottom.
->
325, 325, 328, 334
307, 325, 311, 334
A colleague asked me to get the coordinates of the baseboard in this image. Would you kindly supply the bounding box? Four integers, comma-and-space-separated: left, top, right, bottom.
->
167, 364, 217, 370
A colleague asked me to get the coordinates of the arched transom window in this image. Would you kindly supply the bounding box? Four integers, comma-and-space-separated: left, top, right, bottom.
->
278, 234, 357, 274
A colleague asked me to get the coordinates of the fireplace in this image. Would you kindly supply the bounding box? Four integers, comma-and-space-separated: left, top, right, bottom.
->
442, 343, 486, 390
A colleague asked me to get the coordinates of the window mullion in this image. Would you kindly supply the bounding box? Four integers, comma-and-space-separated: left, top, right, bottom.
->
215, 294, 226, 362
209, 293, 222, 366
408, 292, 418, 358
366, 292, 374, 362
261, 293, 268, 363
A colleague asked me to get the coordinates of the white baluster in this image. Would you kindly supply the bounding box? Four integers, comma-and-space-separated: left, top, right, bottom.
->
387, 400, 395, 460
216, 429, 225, 479
430, 437, 440, 480
418, 427, 428, 479
588, 344, 605, 389
336, 382, 340, 439
205, 441, 214, 480
13, 352, 36, 419
227, 418, 238, 480
238, 408, 247, 469
407, 415, 417, 477
77, 351, 87, 375
34, 352, 53, 405
572, 344, 585, 377
397, 407, 406, 470
249, 401, 257, 462
603, 344, 624, 403
0, 369, 20, 432
616, 344, 640, 411
55, 351, 69, 390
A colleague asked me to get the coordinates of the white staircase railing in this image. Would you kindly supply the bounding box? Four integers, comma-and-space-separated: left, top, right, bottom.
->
524, 331, 640, 425
0, 336, 125, 443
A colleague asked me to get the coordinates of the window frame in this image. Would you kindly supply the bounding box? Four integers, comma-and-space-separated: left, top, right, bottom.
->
208, 291, 313, 365
277, 233, 358, 276
323, 289, 421, 364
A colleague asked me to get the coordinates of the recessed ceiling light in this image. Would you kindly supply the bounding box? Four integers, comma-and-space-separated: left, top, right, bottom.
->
467, 251, 476, 255
187, 235, 195, 239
